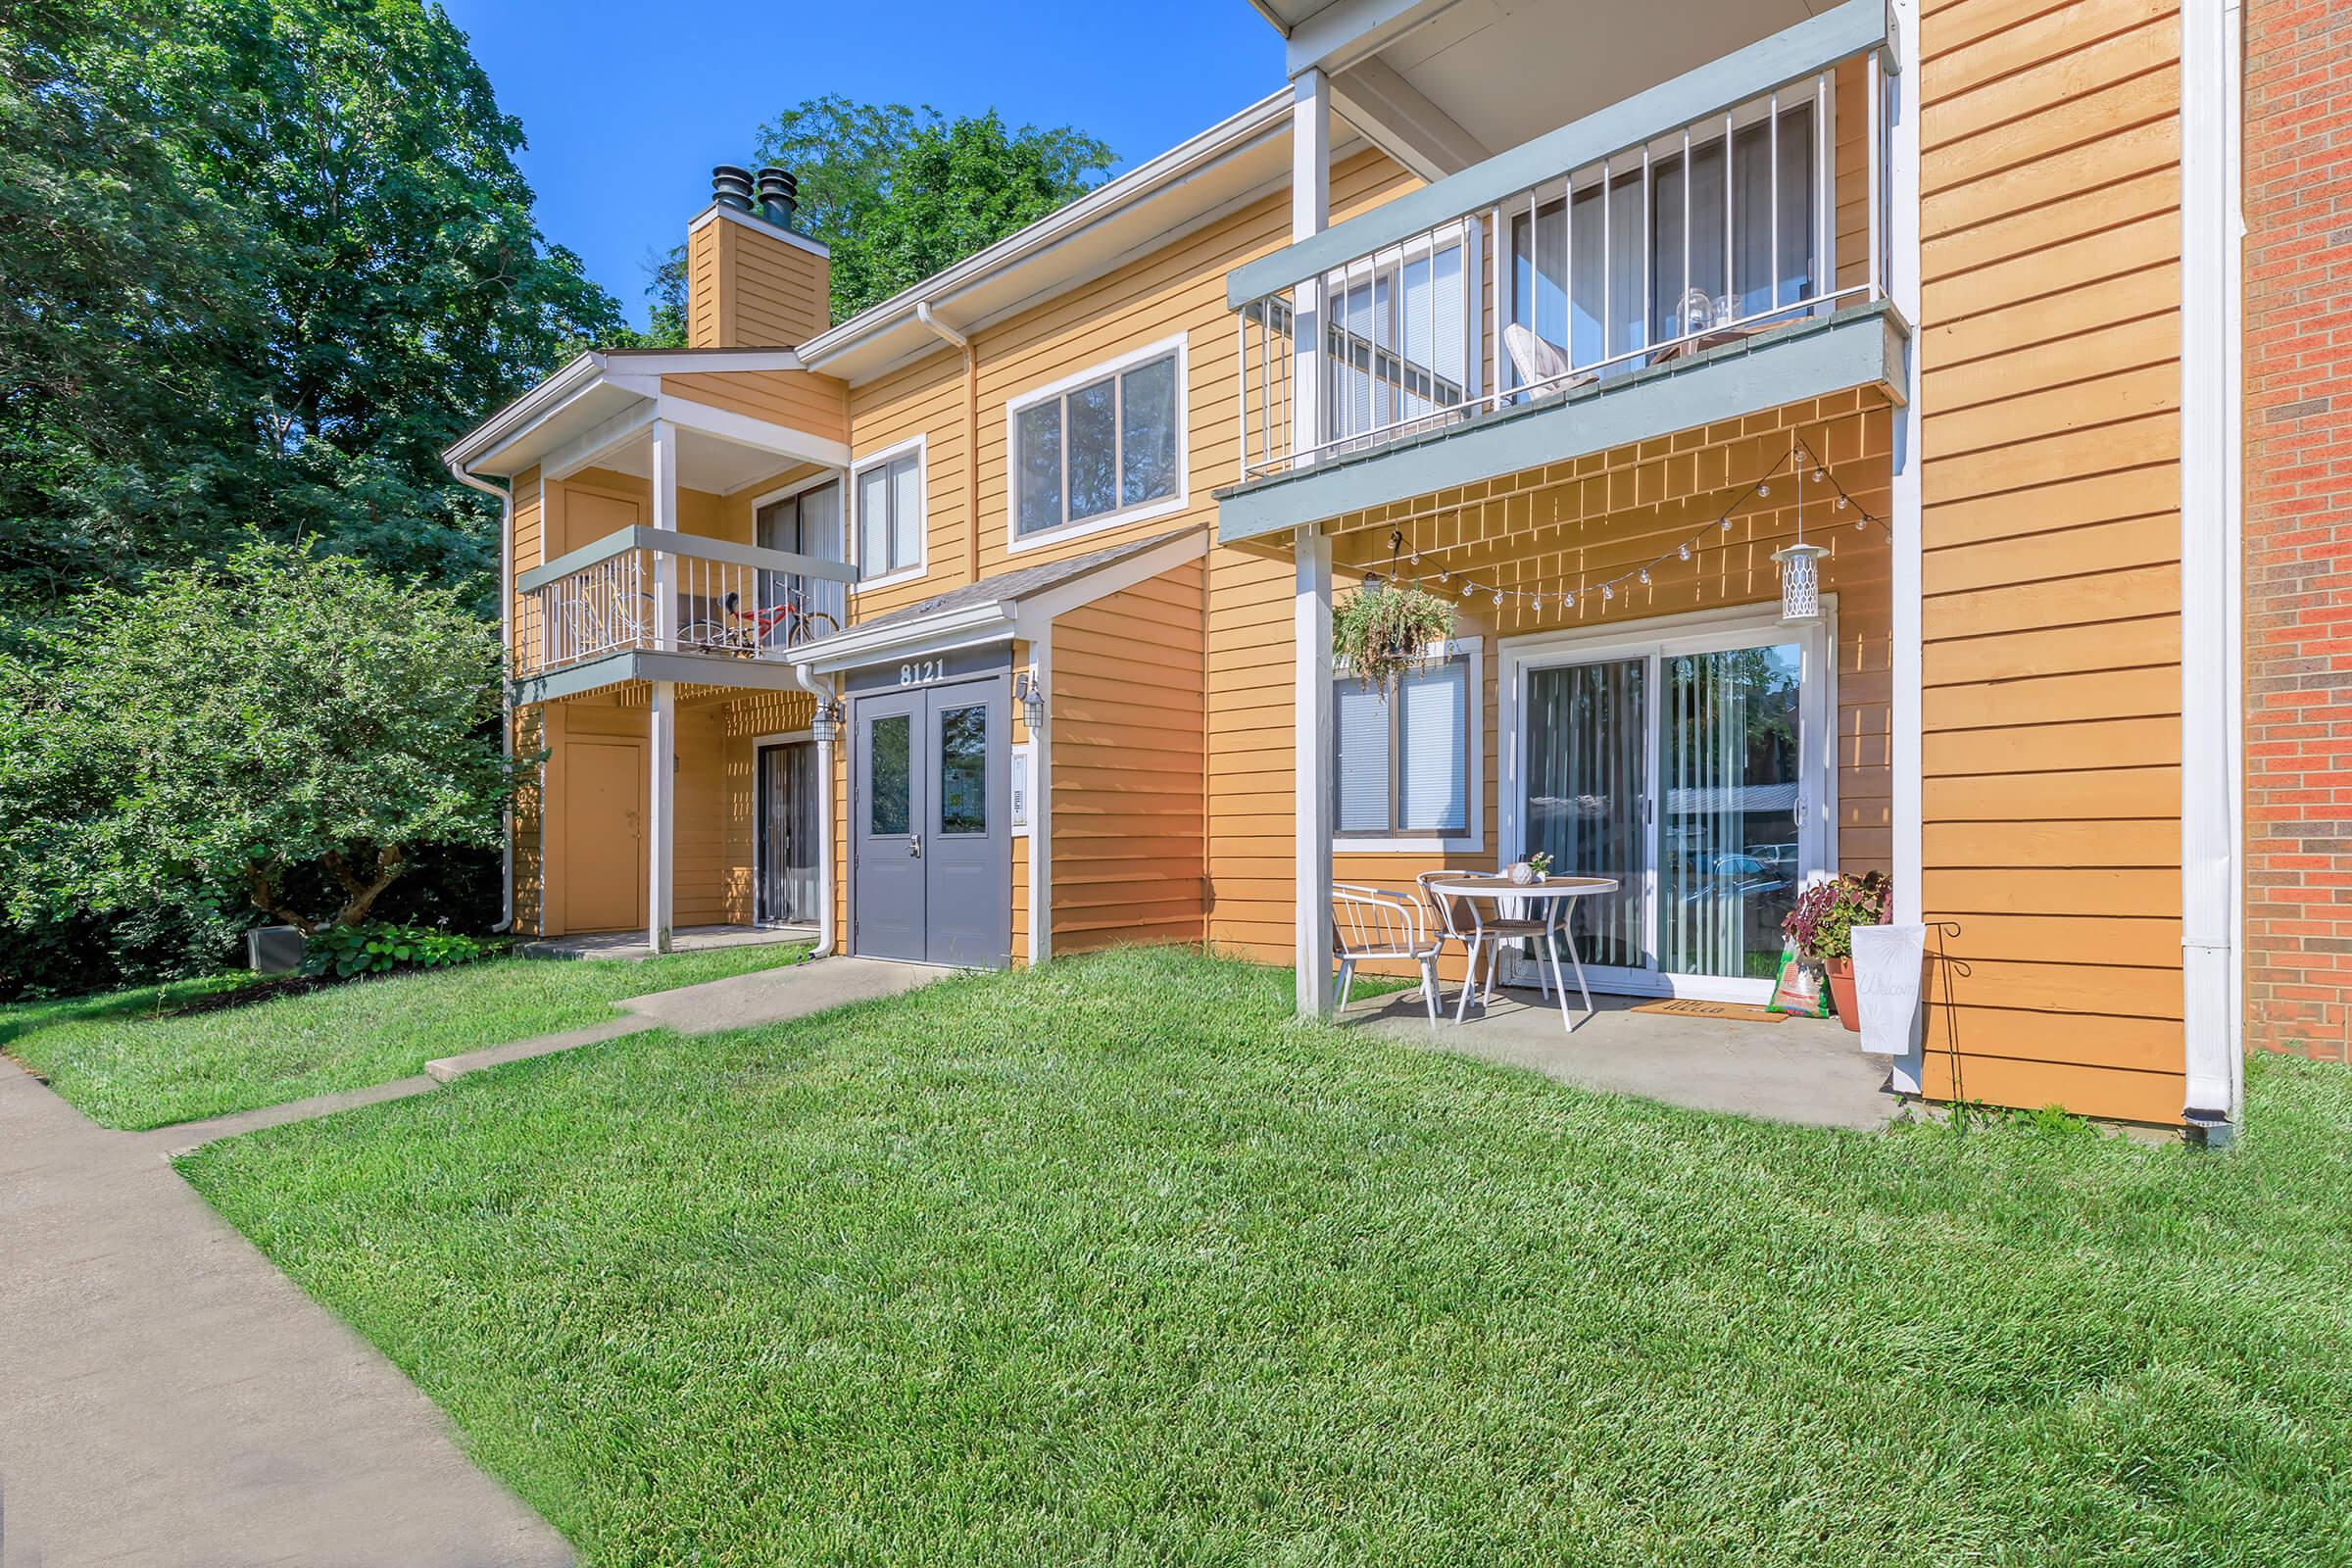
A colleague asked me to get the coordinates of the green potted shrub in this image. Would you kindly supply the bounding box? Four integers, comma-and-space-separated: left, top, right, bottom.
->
1782, 871, 1891, 1031
1332, 580, 1455, 696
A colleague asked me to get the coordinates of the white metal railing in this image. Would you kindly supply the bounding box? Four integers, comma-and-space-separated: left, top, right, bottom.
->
514, 527, 856, 680
1233, 33, 1891, 483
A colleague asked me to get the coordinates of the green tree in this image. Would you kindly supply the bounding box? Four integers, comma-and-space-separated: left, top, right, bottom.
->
0, 0, 625, 623
0, 539, 527, 938
752, 97, 1115, 320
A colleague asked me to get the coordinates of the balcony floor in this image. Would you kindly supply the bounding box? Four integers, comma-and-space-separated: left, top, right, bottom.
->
1343, 982, 1895, 1131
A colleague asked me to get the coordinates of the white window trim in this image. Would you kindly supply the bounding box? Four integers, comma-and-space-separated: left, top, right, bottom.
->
1005, 331, 1190, 555
1333, 635, 1484, 855
847, 434, 926, 591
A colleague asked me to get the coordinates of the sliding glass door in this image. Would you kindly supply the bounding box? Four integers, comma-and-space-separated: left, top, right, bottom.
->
1506, 613, 1828, 1000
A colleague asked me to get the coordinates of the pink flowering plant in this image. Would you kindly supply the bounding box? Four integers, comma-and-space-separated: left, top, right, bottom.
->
1783, 870, 1891, 966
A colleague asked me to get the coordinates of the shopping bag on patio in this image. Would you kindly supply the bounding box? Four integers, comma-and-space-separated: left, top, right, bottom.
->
1765, 943, 1830, 1018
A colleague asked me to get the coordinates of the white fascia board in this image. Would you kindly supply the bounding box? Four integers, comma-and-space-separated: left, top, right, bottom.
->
443, 352, 607, 469
797, 89, 1295, 370
599, 348, 808, 374
1011, 530, 1210, 632
795, 602, 1016, 674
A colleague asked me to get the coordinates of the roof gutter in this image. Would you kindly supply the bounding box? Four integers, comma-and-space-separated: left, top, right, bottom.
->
446, 460, 518, 935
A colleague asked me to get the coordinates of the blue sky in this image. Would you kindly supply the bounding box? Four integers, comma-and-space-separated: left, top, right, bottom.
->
442, 0, 1287, 328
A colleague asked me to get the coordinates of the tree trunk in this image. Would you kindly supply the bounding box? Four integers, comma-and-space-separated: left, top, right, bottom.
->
242, 862, 315, 935
324, 845, 407, 927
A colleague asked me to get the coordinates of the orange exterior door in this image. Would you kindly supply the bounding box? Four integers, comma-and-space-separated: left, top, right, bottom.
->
562, 738, 645, 933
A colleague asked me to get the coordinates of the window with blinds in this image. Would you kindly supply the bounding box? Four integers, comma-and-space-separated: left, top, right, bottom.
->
1334, 653, 1471, 837
853, 448, 922, 580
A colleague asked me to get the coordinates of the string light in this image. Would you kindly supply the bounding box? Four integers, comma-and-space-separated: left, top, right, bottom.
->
1331, 431, 1884, 617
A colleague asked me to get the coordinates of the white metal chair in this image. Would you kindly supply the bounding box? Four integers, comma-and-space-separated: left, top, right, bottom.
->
1331, 884, 1443, 1022
1416, 870, 1555, 1022
1502, 323, 1598, 398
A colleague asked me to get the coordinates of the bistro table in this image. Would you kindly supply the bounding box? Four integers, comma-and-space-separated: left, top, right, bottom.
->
1423, 874, 1621, 1033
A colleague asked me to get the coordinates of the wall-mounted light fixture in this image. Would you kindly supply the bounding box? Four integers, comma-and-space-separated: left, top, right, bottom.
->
1014, 669, 1047, 735
810, 700, 843, 744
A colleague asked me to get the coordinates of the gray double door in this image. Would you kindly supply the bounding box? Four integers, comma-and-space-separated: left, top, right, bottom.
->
852, 675, 1010, 968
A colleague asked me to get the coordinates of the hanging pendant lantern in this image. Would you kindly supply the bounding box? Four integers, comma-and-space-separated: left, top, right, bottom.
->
1775, 542, 1828, 622
1775, 433, 1827, 623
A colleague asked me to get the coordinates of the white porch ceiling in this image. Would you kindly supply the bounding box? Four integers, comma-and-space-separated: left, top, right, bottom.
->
1271, 0, 1838, 167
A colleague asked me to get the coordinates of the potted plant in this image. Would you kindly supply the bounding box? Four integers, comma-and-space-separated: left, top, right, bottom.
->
1332, 580, 1455, 697
1783, 871, 1891, 1032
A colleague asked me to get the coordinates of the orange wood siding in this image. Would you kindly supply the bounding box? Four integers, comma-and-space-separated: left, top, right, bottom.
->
660, 369, 849, 449
843, 353, 970, 614
1051, 560, 1209, 951
1915, 0, 2185, 1124
835, 150, 1413, 627
687, 214, 831, 349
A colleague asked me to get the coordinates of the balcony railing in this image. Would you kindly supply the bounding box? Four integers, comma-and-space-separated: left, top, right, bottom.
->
1229, 4, 1892, 484
514, 526, 858, 681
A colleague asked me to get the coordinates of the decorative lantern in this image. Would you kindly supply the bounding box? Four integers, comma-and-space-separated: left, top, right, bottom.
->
1774, 433, 1827, 623
1014, 668, 1048, 734
1775, 542, 1828, 623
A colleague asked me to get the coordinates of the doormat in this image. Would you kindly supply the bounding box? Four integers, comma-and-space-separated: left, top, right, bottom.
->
1630, 999, 1786, 1024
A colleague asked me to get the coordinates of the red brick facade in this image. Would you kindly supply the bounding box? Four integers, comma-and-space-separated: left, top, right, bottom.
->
2243, 0, 2352, 1062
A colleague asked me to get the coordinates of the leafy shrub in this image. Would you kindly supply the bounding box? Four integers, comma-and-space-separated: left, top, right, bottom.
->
1782, 871, 1891, 965
303, 920, 496, 979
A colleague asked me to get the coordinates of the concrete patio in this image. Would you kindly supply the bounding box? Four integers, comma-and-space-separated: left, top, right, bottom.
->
1346, 983, 1896, 1131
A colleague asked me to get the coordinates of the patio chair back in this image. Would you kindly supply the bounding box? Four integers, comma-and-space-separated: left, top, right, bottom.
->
1415, 870, 1484, 941
1333, 883, 1436, 961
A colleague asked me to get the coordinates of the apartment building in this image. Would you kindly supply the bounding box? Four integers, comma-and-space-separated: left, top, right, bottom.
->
446, 0, 2254, 1131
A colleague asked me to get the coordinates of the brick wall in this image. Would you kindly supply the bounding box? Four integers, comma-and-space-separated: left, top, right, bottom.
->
2243, 0, 2352, 1062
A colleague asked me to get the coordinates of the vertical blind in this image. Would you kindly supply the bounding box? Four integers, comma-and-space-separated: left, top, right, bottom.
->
1511, 98, 1818, 387
1522, 659, 1648, 969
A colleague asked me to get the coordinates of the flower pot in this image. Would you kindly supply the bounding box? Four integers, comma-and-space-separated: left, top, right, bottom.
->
1824, 956, 1860, 1033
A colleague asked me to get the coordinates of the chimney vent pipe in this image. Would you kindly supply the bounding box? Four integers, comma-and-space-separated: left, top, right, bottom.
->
711, 165, 755, 213
755, 166, 799, 229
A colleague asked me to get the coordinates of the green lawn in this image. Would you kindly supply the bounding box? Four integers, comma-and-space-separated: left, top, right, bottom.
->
180, 947, 2351, 1566
4, 945, 807, 1130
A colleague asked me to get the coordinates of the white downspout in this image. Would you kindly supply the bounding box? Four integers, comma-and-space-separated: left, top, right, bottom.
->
448, 461, 516, 933
789, 662, 839, 959
2180, 0, 2243, 1139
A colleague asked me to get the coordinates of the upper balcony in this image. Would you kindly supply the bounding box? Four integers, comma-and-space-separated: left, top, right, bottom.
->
514, 527, 856, 705
1218, 0, 1906, 545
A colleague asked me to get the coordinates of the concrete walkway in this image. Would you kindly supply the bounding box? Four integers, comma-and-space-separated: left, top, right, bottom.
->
0, 954, 948, 1566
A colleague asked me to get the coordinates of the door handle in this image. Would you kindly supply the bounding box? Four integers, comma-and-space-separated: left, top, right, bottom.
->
909, 832, 923, 859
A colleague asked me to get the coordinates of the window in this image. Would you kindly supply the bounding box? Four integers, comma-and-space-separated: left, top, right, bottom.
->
1334, 645, 1477, 841
1009, 338, 1185, 547
1324, 226, 1475, 449
853, 443, 922, 582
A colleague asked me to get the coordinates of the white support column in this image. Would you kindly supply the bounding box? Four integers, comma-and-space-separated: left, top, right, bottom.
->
1290, 67, 1335, 1019
648, 417, 679, 955
1291, 68, 1330, 469
1886, 1, 1926, 1098
1295, 525, 1335, 1017
648, 680, 675, 954
2179, 0, 2244, 1134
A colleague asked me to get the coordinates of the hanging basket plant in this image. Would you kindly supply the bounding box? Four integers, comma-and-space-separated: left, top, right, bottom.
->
1333, 580, 1454, 697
